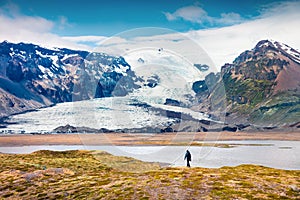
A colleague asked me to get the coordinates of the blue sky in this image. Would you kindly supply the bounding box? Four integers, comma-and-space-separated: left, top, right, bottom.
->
0, 0, 299, 67
0, 0, 284, 36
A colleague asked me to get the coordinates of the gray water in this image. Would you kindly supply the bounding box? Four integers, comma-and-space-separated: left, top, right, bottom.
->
0, 140, 299, 170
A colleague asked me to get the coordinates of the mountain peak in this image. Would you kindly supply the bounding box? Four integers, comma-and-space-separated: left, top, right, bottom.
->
255, 39, 274, 48
254, 39, 300, 64
255, 39, 289, 49
211, 40, 300, 126
221, 39, 300, 97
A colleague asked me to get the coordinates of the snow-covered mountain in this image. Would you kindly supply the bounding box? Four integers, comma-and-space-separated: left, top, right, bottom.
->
0, 41, 141, 118
1, 39, 299, 133
0, 41, 212, 133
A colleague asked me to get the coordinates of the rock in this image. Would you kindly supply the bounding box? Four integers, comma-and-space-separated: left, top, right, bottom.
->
144, 75, 159, 88
200, 126, 208, 132
193, 64, 209, 72
289, 185, 300, 192
166, 110, 182, 119
236, 124, 251, 130
137, 58, 144, 63
222, 126, 238, 132
199, 119, 211, 125
164, 98, 180, 106
6, 60, 24, 82
262, 126, 278, 130
5, 98, 14, 107
289, 121, 300, 128
160, 127, 174, 133
53, 124, 77, 133
98, 128, 114, 133
192, 80, 208, 94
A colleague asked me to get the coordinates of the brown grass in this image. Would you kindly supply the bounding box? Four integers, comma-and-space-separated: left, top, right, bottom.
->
0, 150, 299, 199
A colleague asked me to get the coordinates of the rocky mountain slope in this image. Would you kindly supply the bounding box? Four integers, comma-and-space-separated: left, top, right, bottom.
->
193, 40, 300, 128
0, 41, 140, 119
1, 40, 299, 132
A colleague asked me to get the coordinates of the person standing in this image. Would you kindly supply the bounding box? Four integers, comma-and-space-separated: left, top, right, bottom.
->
184, 150, 192, 167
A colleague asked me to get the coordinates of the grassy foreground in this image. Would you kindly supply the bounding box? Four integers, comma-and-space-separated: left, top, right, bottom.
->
0, 150, 299, 199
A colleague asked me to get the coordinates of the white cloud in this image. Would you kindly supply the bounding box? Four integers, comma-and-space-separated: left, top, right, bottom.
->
0, 3, 90, 50
97, 1, 300, 70
63, 35, 107, 43
164, 5, 244, 26
188, 1, 300, 67
58, 16, 72, 30
97, 36, 130, 46
0, 5, 54, 33
164, 6, 210, 24
0, 1, 299, 72
218, 12, 244, 25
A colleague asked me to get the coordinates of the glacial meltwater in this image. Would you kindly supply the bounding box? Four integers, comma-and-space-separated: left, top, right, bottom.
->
0, 140, 299, 170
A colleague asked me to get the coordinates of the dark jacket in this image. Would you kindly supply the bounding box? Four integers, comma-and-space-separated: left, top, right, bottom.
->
184, 150, 191, 162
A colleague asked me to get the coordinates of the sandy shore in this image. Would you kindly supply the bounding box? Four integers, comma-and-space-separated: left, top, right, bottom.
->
0, 131, 299, 146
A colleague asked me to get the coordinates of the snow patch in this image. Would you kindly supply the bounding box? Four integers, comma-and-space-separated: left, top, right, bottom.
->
124, 48, 206, 83
35, 50, 47, 58
259, 40, 300, 64
9, 52, 15, 57
114, 64, 130, 76
274, 41, 300, 64
38, 65, 55, 78
38, 65, 46, 74
48, 55, 59, 69
62, 54, 79, 61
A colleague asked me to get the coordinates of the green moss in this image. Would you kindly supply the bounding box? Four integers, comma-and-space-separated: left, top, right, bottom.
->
0, 151, 299, 199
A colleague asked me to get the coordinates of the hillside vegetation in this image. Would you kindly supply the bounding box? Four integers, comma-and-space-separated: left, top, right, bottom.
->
194, 40, 300, 127
0, 150, 299, 199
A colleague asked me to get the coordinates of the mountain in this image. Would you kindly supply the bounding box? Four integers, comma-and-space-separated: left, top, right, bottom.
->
0, 41, 212, 133
0, 41, 140, 119
1, 39, 299, 133
193, 39, 300, 128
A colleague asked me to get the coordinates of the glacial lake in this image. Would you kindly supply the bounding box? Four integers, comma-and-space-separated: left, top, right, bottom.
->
0, 140, 299, 170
